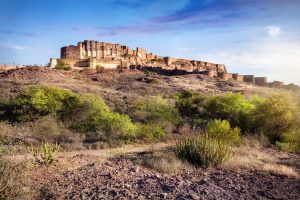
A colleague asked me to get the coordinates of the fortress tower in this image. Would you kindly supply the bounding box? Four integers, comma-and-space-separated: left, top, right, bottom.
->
50, 40, 227, 73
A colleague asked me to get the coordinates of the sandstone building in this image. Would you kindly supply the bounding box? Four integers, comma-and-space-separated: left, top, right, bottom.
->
50, 40, 226, 74
49, 40, 270, 86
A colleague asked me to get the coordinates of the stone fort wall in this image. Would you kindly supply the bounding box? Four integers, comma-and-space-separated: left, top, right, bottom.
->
50, 40, 273, 87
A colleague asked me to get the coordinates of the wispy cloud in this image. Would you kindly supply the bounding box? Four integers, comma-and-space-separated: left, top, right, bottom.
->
71, 23, 171, 36
194, 40, 300, 84
69, 0, 299, 36
176, 47, 194, 52
151, 0, 300, 27
0, 29, 38, 37
0, 43, 33, 50
265, 26, 281, 37
151, 0, 252, 25
113, 0, 153, 8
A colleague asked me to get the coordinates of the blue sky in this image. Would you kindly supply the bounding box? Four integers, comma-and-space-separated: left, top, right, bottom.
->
1, 0, 300, 84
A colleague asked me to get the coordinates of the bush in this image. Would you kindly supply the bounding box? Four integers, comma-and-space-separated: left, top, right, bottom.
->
131, 96, 181, 140
207, 119, 241, 145
54, 61, 71, 70
136, 124, 165, 140
276, 130, 300, 153
175, 90, 206, 119
68, 95, 138, 139
0, 158, 26, 199
95, 65, 104, 73
4, 85, 80, 121
28, 142, 60, 165
175, 136, 232, 168
204, 93, 256, 131
133, 96, 180, 126
250, 94, 300, 142
2, 85, 140, 141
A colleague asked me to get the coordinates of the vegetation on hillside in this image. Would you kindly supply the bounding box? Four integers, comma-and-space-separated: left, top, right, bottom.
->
54, 61, 71, 70
0, 85, 299, 171
0, 77, 299, 199
174, 91, 300, 159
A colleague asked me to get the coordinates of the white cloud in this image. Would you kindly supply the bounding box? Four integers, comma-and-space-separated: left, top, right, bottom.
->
0, 43, 33, 50
176, 47, 193, 52
265, 26, 281, 37
194, 40, 300, 85
11, 45, 31, 50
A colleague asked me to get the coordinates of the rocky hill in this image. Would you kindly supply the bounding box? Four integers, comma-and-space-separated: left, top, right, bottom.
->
0, 67, 299, 200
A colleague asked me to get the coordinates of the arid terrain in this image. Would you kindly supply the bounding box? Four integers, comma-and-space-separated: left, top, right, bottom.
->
0, 67, 299, 199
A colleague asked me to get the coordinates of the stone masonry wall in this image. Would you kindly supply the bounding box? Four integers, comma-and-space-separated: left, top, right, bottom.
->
52, 40, 282, 88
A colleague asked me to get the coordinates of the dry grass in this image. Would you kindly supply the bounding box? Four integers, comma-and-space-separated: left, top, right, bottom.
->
133, 149, 190, 174
0, 122, 29, 155
0, 117, 84, 154
262, 163, 298, 177
221, 140, 299, 177
0, 158, 28, 199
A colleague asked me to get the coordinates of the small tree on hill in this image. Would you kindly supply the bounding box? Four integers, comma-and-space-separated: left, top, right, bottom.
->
95, 65, 104, 73
54, 61, 71, 71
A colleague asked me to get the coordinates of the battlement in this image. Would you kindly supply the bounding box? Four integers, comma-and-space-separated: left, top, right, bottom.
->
54, 40, 227, 74
49, 40, 282, 88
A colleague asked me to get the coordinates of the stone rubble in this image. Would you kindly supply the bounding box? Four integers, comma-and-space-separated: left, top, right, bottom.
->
37, 157, 300, 200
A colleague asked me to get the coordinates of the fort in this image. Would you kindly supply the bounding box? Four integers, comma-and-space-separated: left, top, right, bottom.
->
49, 40, 227, 74
46, 40, 281, 88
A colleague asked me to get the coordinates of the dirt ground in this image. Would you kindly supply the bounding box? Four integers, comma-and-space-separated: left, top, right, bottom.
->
37, 158, 299, 200
22, 145, 299, 200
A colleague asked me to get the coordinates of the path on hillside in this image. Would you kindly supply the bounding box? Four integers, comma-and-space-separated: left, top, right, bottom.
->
4, 142, 172, 162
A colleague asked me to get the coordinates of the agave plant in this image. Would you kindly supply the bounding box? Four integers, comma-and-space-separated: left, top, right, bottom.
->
28, 142, 60, 165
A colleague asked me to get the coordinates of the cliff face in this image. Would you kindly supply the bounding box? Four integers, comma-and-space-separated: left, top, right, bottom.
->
57, 40, 227, 74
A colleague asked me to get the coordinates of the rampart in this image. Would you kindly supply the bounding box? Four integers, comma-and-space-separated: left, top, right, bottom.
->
48, 40, 282, 88
255, 77, 268, 86
50, 40, 227, 75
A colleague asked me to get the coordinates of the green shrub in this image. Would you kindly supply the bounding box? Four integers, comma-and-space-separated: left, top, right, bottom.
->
3, 86, 139, 141
250, 94, 300, 142
54, 61, 71, 70
0, 158, 26, 200
175, 90, 206, 119
131, 96, 180, 140
0, 99, 9, 120
204, 93, 255, 131
136, 124, 165, 140
69, 95, 138, 139
28, 142, 60, 165
5, 85, 80, 121
175, 136, 232, 168
95, 65, 104, 73
276, 130, 300, 153
207, 119, 241, 145
133, 96, 180, 127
